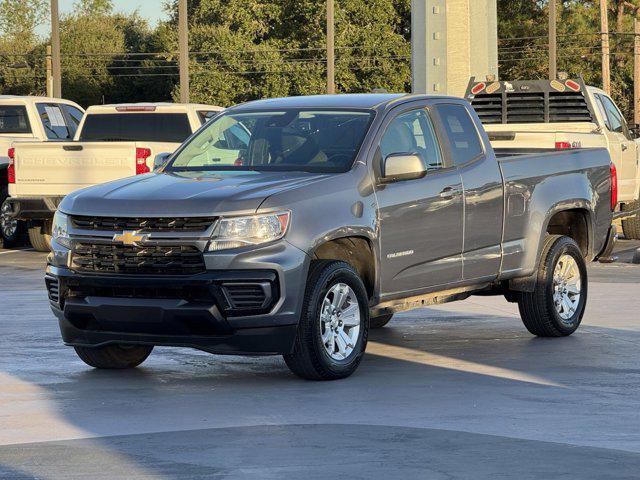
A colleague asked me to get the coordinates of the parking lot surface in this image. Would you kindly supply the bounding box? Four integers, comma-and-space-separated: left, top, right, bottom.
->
1, 241, 640, 479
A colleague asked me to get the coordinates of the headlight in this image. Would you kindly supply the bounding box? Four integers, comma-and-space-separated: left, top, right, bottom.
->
52, 211, 71, 248
208, 211, 290, 251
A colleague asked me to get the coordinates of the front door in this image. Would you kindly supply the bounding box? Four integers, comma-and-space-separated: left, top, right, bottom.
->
595, 94, 639, 201
374, 106, 464, 296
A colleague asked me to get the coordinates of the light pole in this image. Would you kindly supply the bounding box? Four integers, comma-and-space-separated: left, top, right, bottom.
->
51, 0, 61, 97
178, 0, 190, 103
327, 0, 335, 94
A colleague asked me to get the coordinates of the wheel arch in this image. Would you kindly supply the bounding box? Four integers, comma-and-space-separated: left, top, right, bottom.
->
310, 234, 378, 301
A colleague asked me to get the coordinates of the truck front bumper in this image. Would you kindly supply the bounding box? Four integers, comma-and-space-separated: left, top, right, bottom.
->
3, 196, 63, 220
46, 240, 310, 355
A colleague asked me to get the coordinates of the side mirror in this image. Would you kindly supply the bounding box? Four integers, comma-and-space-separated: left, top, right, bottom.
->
380, 153, 427, 183
630, 124, 640, 140
153, 152, 171, 171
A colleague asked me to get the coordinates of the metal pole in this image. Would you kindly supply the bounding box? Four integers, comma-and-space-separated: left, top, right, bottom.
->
51, 0, 61, 98
178, 0, 189, 103
635, 12, 640, 126
601, 0, 611, 94
549, 0, 557, 80
326, 0, 335, 94
46, 45, 53, 97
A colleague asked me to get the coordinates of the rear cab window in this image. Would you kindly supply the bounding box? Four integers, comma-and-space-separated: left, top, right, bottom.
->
0, 105, 31, 134
79, 113, 192, 143
36, 103, 75, 140
434, 104, 485, 165
61, 104, 85, 137
595, 94, 631, 140
197, 110, 219, 124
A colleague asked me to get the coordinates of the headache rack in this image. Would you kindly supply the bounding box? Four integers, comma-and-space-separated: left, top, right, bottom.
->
466, 77, 597, 125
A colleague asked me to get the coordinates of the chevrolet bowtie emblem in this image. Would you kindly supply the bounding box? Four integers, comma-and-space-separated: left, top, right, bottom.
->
113, 230, 146, 246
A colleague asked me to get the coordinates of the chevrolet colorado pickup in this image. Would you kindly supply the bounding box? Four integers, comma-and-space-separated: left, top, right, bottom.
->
466, 77, 640, 239
0, 95, 84, 247
4, 102, 222, 251
46, 94, 616, 380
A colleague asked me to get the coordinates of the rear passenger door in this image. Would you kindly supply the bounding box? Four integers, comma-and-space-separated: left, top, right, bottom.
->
374, 105, 464, 296
432, 103, 504, 281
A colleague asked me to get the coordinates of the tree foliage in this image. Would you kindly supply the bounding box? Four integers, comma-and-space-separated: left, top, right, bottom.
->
0, 0, 637, 124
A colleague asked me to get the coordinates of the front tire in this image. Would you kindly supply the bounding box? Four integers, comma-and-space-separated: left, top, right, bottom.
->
28, 220, 52, 252
284, 260, 369, 380
621, 200, 640, 240
74, 344, 153, 369
517, 235, 587, 337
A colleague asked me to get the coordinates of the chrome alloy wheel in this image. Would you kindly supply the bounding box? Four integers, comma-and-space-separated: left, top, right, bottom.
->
1, 202, 17, 239
552, 254, 581, 322
320, 283, 361, 360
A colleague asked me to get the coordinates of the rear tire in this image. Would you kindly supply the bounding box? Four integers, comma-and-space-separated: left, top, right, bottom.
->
74, 344, 153, 369
284, 260, 369, 380
1, 192, 21, 248
28, 220, 52, 252
370, 313, 393, 329
621, 201, 640, 240
517, 235, 587, 337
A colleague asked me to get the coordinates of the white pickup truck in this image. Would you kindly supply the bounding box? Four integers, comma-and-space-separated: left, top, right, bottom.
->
4, 102, 222, 250
466, 77, 640, 239
0, 95, 84, 247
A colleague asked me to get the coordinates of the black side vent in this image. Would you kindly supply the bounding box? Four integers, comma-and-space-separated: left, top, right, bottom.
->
471, 94, 503, 124
548, 91, 593, 122
222, 283, 271, 312
45, 275, 60, 304
506, 93, 545, 123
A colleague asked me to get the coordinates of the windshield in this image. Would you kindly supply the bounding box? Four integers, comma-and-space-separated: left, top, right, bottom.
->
166, 109, 374, 173
79, 113, 192, 142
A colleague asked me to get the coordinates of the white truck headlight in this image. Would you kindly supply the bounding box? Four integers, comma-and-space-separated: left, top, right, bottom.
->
52, 211, 71, 248
208, 211, 290, 251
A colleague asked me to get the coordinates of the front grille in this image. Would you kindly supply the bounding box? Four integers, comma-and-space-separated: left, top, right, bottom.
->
70, 216, 216, 232
222, 283, 270, 311
72, 243, 206, 275
45, 275, 60, 304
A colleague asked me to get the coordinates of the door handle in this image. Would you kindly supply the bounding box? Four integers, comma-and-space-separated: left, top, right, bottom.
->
439, 186, 456, 199
622, 143, 628, 151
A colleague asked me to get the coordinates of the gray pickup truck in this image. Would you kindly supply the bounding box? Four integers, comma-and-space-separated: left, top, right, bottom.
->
46, 94, 616, 380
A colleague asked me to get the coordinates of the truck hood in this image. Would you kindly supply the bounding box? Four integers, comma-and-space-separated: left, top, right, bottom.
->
60, 170, 330, 217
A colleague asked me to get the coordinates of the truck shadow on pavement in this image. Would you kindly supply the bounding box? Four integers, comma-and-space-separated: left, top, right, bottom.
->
3, 305, 640, 479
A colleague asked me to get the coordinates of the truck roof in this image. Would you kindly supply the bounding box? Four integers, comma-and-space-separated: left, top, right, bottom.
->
86, 103, 223, 114
230, 94, 446, 111
0, 95, 82, 107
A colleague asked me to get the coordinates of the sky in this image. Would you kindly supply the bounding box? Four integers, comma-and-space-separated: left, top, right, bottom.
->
36, 0, 170, 37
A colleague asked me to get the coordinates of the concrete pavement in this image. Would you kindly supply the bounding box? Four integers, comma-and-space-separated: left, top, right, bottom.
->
0, 245, 639, 479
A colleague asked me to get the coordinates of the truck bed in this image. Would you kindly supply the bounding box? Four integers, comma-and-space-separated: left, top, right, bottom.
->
496, 148, 613, 276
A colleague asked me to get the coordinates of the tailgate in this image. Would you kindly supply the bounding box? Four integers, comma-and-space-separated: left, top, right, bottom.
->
485, 123, 607, 153
12, 142, 138, 197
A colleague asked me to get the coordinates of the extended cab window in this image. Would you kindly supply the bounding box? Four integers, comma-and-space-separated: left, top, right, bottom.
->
79, 113, 192, 143
379, 109, 443, 170
435, 104, 484, 165
0, 105, 31, 134
37, 103, 73, 140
